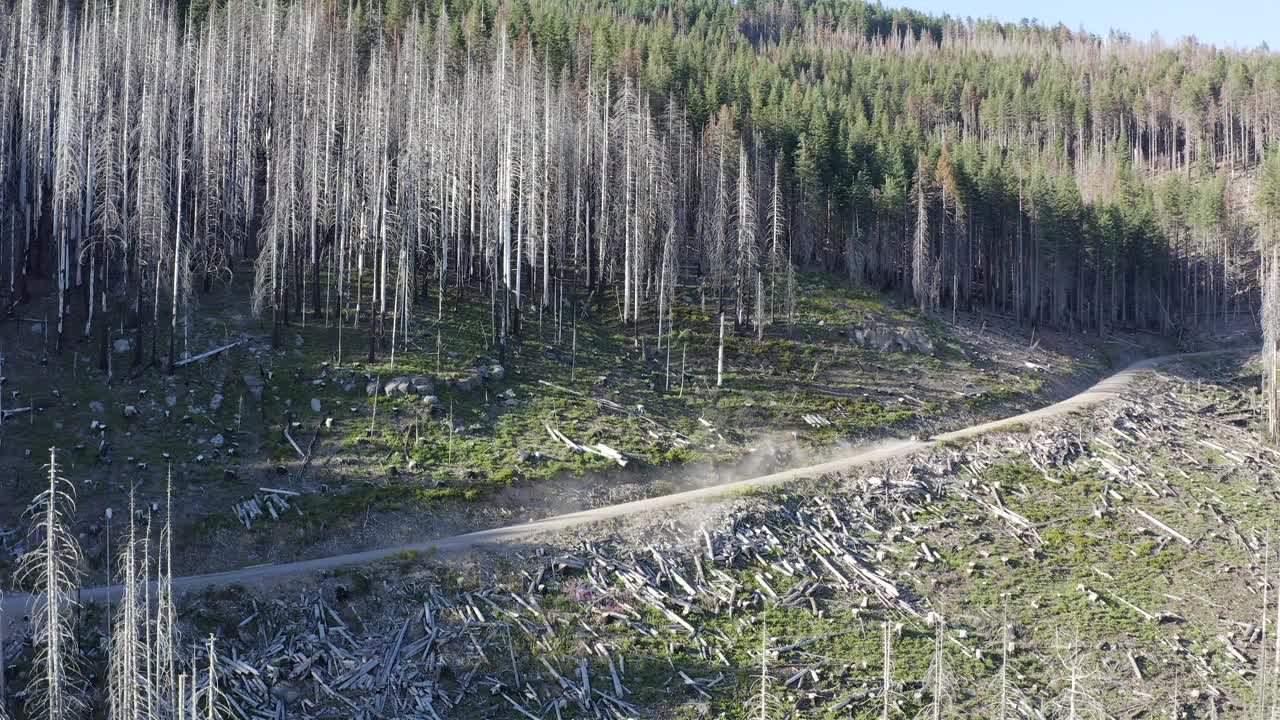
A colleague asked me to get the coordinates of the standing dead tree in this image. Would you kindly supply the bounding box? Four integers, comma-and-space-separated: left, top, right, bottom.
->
15, 449, 85, 720
920, 611, 960, 720
108, 490, 150, 720
0, 589, 9, 720
1259, 145, 1280, 441
985, 609, 1044, 720
1048, 633, 1107, 720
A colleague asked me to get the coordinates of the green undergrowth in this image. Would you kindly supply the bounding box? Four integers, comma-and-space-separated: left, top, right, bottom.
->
0, 271, 1092, 580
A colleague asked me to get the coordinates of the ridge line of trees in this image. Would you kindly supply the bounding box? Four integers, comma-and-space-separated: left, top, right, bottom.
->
2, 0, 1279, 373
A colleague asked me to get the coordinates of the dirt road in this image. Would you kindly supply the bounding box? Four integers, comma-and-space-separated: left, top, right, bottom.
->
0, 350, 1224, 619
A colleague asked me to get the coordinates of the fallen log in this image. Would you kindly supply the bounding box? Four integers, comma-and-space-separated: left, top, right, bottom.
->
1135, 509, 1193, 545
0, 407, 32, 421
173, 340, 242, 368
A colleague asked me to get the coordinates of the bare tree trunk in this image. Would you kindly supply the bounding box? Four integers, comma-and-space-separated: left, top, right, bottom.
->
716, 312, 725, 387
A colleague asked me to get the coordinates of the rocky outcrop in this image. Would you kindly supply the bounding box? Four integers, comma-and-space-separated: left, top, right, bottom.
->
450, 363, 505, 393
853, 324, 935, 355
380, 375, 435, 398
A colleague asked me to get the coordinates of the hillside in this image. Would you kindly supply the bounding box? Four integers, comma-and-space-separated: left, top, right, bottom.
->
3, 0, 1280, 717
0, 274, 1151, 589
57, 353, 1265, 720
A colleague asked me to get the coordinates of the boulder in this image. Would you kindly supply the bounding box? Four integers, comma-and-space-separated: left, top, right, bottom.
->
89, 400, 105, 414
310, 398, 322, 413
899, 327, 935, 355
384, 377, 412, 397
853, 325, 897, 353
488, 364, 506, 382
210, 393, 225, 411
113, 338, 134, 354
409, 375, 434, 394
366, 380, 380, 397
453, 374, 481, 393
209, 434, 226, 448
853, 324, 934, 355
122, 405, 139, 418
242, 374, 265, 399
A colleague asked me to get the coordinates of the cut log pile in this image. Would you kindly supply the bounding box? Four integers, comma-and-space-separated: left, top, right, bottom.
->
545, 424, 629, 467
233, 488, 303, 530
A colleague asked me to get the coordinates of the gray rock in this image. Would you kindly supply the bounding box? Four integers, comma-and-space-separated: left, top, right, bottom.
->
366, 380, 380, 397
310, 398, 321, 413
899, 327, 935, 355
384, 377, 411, 397
853, 325, 894, 353
853, 324, 934, 355
488, 364, 506, 382
409, 375, 434, 394
122, 405, 139, 418
210, 393, 224, 411
89, 400, 105, 414
166, 395, 178, 407
113, 338, 134, 354
210, 434, 226, 448
453, 374, 480, 392
343, 382, 357, 394
294, 334, 305, 347
243, 374, 265, 399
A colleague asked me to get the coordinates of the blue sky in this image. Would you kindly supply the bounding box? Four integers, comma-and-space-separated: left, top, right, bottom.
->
896, 0, 1278, 50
